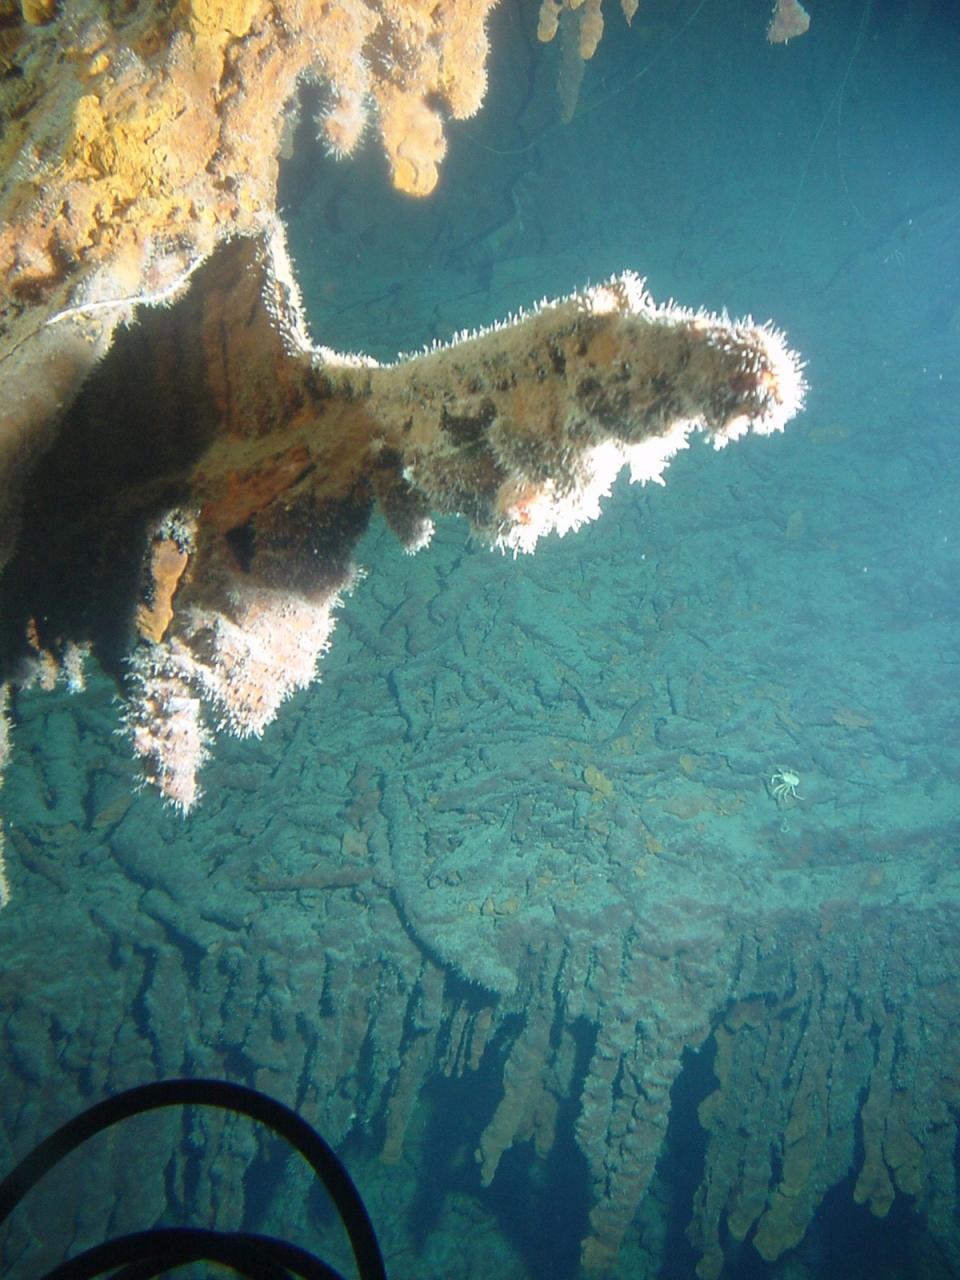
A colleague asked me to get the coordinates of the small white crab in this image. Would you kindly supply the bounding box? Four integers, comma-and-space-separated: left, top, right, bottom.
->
769, 767, 802, 804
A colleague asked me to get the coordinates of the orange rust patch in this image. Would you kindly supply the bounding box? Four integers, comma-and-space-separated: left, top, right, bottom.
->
136, 538, 189, 643
201, 443, 311, 533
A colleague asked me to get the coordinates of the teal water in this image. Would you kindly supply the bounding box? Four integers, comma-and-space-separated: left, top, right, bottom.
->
2, 1, 959, 1277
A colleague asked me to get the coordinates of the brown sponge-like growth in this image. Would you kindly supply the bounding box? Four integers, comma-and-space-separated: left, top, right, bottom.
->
0, 222, 804, 810
0, 0, 498, 580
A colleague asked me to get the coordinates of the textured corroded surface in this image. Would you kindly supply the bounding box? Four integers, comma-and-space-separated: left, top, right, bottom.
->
4, 522, 958, 1276
0, 226, 802, 809
0, 0, 496, 570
